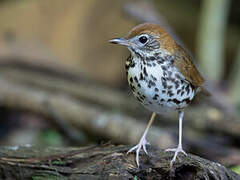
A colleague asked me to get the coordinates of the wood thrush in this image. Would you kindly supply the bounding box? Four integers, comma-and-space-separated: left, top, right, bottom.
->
109, 23, 207, 167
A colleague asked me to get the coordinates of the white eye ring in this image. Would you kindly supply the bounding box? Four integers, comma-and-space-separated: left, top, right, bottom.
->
138, 35, 148, 44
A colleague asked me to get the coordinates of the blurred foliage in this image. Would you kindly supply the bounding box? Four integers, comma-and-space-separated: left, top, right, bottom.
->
38, 129, 64, 147
231, 165, 240, 174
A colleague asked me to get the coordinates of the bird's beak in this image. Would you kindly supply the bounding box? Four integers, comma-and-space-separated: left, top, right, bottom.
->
109, 37, 130, 47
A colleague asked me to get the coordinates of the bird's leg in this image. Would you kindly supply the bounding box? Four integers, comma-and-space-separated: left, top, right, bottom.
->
165, 110, 187, 167
127, 112, 157, 167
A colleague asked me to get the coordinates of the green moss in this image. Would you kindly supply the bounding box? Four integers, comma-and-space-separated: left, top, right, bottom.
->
32, 175, 62, 180
38, 129, 64, 147
231, 165, 240, 174
51, 160, 66, 165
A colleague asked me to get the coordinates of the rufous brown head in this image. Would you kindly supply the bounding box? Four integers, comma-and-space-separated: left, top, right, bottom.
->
109, 23, 178, 57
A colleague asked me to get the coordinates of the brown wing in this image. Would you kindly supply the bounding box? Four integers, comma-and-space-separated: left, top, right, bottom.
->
173, 44, 204, 88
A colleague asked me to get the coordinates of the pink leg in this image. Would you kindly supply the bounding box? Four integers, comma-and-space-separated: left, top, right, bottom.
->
165, 110, 187, 167
127, 112, 156, 167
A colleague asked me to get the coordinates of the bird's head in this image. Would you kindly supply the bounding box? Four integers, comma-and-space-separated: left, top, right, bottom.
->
109, 23, 177, 57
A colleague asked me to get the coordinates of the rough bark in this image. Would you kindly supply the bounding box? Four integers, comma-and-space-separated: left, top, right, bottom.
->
0, 145, 239, 180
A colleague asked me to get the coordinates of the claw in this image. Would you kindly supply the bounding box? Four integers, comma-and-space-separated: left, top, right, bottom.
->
165, 146, 187, 167
127, 144, 139, 154
143, 143, 148, 155
127, 137, 149, 167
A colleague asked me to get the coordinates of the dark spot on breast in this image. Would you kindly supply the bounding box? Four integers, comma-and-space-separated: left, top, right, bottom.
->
160, 98, 164, 102
157, 60, 163, 65
181, 91, 184, 96
168, 91, 174, 97
153, 94, 159, 100
130, 84, 136, 92
138, 83, 141, 88
143, 67, 148, 76
151, 75, 157, 81
168, 85, 173, 90
130, 77, 133, 83
139, 95, 144, 100
175, 81, 180, 89
173, 98, 181, 105
147, 63, 152, 67
149, 80, 156, 87
185, 84, 190, 94
177, 89, 181, 95
155, 88, 159, 92
183, 97, 191, 104
153, 63, 156, 67
134, 76, 138, 83
161, 65, 167, 71
162, 81, 167, 89
137, 96, 143, 103
140, 73, 144, 80
162, 90, 166, 94
150, 56, 155, 61
130, 62, 135, 68
125, 56, 132, 71
190, 83, 195, 90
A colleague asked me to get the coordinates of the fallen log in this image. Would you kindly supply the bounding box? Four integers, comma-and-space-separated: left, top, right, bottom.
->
0, 145, 239, 179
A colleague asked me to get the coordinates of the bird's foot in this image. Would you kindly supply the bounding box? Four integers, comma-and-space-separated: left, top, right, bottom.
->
127, 137, 150, 167
165, 146, 187, 167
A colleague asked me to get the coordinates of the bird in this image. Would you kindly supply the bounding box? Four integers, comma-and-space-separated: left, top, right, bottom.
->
109, 23, 208, 167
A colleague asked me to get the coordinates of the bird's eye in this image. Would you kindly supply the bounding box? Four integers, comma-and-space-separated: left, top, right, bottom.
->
139, 36, 148, 44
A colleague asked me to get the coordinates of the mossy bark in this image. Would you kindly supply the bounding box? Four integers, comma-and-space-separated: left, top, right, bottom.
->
0, 145, 239, 180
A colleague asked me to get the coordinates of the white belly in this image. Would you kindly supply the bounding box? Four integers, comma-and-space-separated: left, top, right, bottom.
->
127, 59, 195, 113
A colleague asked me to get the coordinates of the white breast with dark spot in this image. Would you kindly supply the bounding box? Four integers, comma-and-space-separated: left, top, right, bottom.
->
126, 54, 195, 114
